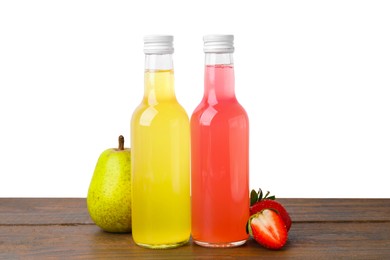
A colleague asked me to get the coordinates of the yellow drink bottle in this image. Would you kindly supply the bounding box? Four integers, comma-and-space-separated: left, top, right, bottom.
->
131, 35, 190, 249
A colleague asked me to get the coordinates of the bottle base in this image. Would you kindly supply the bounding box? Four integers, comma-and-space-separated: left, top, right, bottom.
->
193, 239, 247, 248
135, 239, 189, 249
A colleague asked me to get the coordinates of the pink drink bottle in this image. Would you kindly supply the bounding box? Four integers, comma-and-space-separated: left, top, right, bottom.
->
191, 35, 249, 247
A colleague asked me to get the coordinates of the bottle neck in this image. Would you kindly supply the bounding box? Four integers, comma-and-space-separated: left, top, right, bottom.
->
204, 53, 235, 104
144, 54, 176, 104
145, 54, 173, 70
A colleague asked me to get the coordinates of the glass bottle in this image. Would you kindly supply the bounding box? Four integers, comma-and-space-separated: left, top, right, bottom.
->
191, 35, 249, 247
131, 35, 191, 249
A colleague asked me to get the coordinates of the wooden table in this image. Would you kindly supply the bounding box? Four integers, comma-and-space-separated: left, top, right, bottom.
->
1, 198, 389, 259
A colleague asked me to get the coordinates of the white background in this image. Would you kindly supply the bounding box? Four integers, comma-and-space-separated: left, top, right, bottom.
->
1, 0, 389, 198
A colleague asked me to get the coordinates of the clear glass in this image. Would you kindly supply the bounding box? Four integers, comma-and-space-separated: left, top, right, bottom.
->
191, 52, 249, 247
131, 54, 191, 249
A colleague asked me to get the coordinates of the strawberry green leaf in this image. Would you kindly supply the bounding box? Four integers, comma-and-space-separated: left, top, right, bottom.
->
250, 190, 258, 206
258, 189, 263, 201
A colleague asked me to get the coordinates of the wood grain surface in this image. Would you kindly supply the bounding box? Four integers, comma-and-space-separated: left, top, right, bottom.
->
1, 198, 389, 259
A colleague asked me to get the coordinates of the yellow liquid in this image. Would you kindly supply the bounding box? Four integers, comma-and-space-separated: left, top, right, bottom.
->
131, 70, 191, 248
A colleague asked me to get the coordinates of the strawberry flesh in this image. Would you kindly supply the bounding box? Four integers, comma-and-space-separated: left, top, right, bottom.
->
249, 209, 287, 250
250, 199, 292, 232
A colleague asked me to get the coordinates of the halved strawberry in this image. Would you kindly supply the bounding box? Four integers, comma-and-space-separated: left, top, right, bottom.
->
248, 209, 288, 250
250, 189, 292, 231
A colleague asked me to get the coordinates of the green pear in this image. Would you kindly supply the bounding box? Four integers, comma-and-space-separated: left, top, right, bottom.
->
87, 135, 132, 233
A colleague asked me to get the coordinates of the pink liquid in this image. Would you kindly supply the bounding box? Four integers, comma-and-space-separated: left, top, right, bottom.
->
191, 65, 249, 246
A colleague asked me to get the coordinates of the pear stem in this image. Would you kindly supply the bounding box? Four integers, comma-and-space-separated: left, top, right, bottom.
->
118, 135, 124, 150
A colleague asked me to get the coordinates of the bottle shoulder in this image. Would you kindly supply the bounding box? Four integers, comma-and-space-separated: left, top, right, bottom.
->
132, 101, 189, 125
192, 99, 248, 115
191, 100, 248, 126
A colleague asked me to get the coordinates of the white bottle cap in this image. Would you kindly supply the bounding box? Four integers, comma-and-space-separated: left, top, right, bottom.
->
203, 35, 234, 53
144, 35, 174, 54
